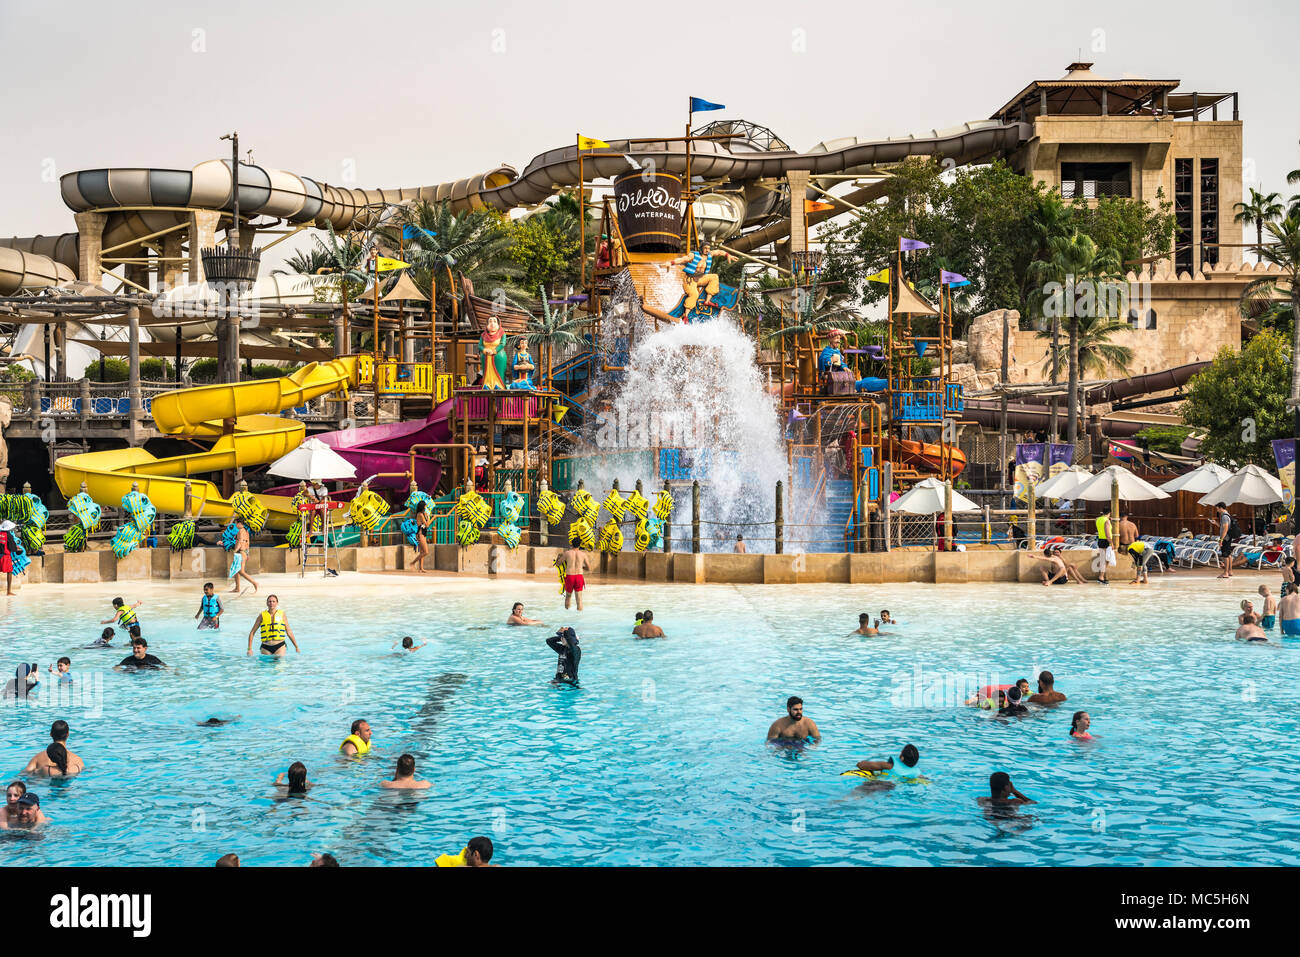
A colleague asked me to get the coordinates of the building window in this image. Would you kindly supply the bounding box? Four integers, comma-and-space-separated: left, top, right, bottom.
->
1061, 162, 1131, 199
1127, 308, 1158, 329
1174, 158, 1193, 275
1200, 158, 1219, 268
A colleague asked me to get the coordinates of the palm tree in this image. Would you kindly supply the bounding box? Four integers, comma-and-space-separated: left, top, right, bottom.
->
525, 284, 593, 386
1038, 312, 1134, 378
1238, 214, 1300, 434
275, 247, 335, 277
1028, 231, 1122, 445
1233, 188, 1285, 259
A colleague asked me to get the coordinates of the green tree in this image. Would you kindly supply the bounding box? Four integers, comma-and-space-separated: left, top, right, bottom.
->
1233, 188, 1285, 259
276, 247, 336, 277
1183, 330, 1291, 466
525, 284, 593, 385
1238, 214, 1300, 435
1070, 190, 1176, 270
509, 216, 580, 296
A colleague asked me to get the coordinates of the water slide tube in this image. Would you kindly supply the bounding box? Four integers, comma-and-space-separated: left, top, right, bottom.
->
1, 121, 1029, 292
883, 437, 968, 476
314, 399, 454, 492
52, 356, 360, 530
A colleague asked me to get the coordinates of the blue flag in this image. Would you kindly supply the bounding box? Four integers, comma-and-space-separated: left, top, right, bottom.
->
403, 225, 437, 241
690, 97, 725, 113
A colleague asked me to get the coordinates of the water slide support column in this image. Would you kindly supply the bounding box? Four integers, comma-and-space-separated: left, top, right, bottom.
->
188, 210, 219, 283
127, 306, 142, 447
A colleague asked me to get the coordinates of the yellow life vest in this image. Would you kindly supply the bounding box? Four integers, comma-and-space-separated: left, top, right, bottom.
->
435, 847, 467, 867
259, 609, 287, 642
340, 733, 370, 755
118, 605, 138, 627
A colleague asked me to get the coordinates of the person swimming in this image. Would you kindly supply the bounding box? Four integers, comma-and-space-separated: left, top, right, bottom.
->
979, 772, 1035, 807
852, 613, 879, 636
274, 761, 313, 794
391, 636, 426, 652
101, 597, 143, 639
1069, 711, 1094, 740
1258, 585, 1278, 631
998, 685, 1029, 717
844, 743, 922, 781
767, 696, 822, 743
87, 627, 116, 649
1028, 670, 1067, 705
1235, 613, 1268, 642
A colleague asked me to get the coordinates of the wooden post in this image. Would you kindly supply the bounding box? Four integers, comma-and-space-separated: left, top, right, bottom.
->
775, 480, 784, 554
127, 306, 141, 447
943, 479, 954, 551
691, 479, 701, 554
662, 480, 672, 553
538, 479, 549, 547
1027, 480, 1037, 551
882, 462, 892, 551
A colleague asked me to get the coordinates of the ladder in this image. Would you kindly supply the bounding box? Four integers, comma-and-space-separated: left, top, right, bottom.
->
298, 501, 338, 578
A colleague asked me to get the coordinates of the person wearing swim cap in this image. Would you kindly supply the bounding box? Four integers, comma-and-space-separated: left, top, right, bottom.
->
340, 719, 372, 756
546, 627, 581, 684
1069, 711, 1094, 740
851, 744, 921, 779
767, 696, 821, 743
998, 685, 1029, 717
1028, 671, 1067, 705
633, 610, 664, 639
980, 772, 1034, 807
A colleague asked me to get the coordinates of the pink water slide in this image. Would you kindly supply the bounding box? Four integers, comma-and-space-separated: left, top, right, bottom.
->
315, 399, 454, 491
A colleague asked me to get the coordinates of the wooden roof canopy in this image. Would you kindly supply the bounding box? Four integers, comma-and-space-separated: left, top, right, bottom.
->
992, 63, 1182, 122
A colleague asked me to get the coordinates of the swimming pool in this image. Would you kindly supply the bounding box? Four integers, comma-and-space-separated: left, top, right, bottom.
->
3, 573, 1298, 866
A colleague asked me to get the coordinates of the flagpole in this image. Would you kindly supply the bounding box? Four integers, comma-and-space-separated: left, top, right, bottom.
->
685, 101, 694, 252
577, 134, 585, 290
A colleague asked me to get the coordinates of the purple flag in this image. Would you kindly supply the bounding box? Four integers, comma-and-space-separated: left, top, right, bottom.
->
940, 270, 970, 286
900, 237, 929, 251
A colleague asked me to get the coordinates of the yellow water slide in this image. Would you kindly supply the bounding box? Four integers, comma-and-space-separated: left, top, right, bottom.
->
53, 357, 360, 530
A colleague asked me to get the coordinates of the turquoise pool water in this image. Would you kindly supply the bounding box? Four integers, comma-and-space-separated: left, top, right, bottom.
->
2, 575, 1299, 866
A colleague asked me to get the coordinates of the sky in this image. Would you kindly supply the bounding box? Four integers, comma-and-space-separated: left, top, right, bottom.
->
2, 0, 1297, 264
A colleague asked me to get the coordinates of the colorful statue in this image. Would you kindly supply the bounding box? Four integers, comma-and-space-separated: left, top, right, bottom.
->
818, 328, 848, 374
509, 337, 535, 390
669, 242, 735, 313
478, 315, 510, 390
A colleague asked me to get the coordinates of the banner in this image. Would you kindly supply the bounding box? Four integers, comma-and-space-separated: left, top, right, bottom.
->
1273, 439, 1295, 518
1013, 443, 1045, 503
1047, 442, 1074, 480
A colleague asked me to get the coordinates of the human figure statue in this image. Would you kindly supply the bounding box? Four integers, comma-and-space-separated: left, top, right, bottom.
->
669, 242, 735, 313
818, 329, 855, 395
510, 337, 535, 389
478, 315, 510, 390
0, 395, 11, 487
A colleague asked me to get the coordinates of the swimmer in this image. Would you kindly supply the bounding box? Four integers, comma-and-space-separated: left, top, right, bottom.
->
1069, 711, 1094, 740
380, 753, 431, 790
1238, 599, 1256, 626
24, 720, 84, 776
247, 594, 299, 657
4, 663, 38, 698
0, 792, 47, 830
879, 610, 895, 625
546, 627, 581, 684
310, 853, 340, 867
852, 613, 879, 636
998, 685, 1029, 717
734, 534, 747, 554
1028, 670, 1067, 705
767, 696, 822, 743
1258, 586, 1278, 631
850, 743, 921, 779
560, 536, 591, 611
115, 637, 165, 670
967, 677, 1031, 709
274, 761, 313, 794
1280, 585, 1300, 636
1235, 613, 1268, 642
633, 610, 664, 639
101, 597, 143, 639
436, 836, 495, 867
88, 627, 116, 648
47, 657, 73, 684
198, 717, 239, 727
979, 772, 1035, 807
195, 582, 223, 630
391, 636, 427, 652
3, 783, 47, 827
215, 854, 241, 867
507, 602, 543, 626
340, 719, 372, 756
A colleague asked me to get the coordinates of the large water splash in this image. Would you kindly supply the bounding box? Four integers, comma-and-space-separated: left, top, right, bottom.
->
575, 314, 790, 551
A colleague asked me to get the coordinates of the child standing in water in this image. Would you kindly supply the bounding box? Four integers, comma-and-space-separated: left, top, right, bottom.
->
101, 597, 143, 640
195, 582, 223, 630
1258, 585, 1278, 631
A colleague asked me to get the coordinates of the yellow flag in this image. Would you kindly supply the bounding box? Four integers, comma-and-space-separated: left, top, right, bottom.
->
552, 404, 569, 424
577, 135, 611, 151
866, 267, 890, 284
804, 199, 835, 213
375, 257, 410, 272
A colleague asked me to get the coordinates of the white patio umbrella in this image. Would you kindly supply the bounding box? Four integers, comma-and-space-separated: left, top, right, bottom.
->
892, 477, 980, 514
1160, 462, 1234, 495
1197, 464, 1284, 507
1036, 465, 1094, 500
267, 437, 358, 482
1072, 465, 1171, 503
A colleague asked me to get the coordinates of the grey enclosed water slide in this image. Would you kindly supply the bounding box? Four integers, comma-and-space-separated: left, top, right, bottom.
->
0, 120, 1027, 293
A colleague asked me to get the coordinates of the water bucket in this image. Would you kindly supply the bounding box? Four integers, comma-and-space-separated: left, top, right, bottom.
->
613, 170, 683, 252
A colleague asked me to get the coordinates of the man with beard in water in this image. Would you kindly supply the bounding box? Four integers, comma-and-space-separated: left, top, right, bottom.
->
546, 627, 581, 685
767, 696, 822, 744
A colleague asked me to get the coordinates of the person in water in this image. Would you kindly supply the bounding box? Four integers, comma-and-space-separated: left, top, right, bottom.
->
436, 835, 496, 867
850, 744, 921, 779
1258, 585, 1278, 631
24, 720, 84, 776
853, 613, 879, 636
392, 636, 426, 652
632, 610, 664, 639
1028, 671, 1067, 705
116, 638, 165, 671
998, 685, 1029, 717
3, 782, 48, 826
340, 719, 372, 756
1238, 599, 1256, 626
310, 853, 340, 867
1069, 711, 1094, 740
559, 536, 591, 611
247, 594, 299, 657
88, 627, 116, 648
547, 627, 581, 684
101, 597, 143, 639
980, 772, 1035, 807
1279, 585, 1300, 636
215, 854, 241, 867
195, 582, 223, 630
1235, 613, 1268, 642
274, 761, 313, 794
767, 696, 822, 743
47, 657, 73, 684
507, 602, 543, 626
0, 792, 46, 830
879, 610, 896, 625
380, 753, 431, 790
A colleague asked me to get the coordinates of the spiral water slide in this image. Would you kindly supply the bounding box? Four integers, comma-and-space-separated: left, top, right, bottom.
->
0, 121, 1028, 293
52, 356, 361, 530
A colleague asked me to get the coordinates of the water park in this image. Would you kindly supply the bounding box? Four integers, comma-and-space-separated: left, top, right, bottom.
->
2, 24, 1299, 889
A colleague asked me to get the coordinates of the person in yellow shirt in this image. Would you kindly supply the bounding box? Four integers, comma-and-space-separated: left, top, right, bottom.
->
436, 836, 495, 867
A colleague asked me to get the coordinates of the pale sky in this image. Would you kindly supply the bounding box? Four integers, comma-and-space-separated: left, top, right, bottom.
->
2, 0, 1297, 258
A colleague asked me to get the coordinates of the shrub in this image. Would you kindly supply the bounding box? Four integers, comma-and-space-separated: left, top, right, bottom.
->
82, 358, 129, 383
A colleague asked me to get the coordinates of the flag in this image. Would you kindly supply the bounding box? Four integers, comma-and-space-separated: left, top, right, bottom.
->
940, 270, 970, 286
552, 404, 569, 424
375, 257, 410, 272
402, 225, 436, 241
865, 267, 890, 284
577, 135, 611, 151
899, 237, 929, 251
689, 97, 725, 113
804, 199, 835, 213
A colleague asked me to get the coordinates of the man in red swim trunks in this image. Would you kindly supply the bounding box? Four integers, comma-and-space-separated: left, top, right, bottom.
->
560, 537, 590, 611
